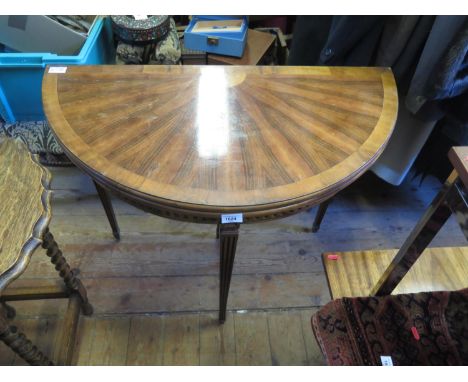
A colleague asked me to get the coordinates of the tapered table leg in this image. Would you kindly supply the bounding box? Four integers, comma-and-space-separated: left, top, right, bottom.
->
93, 180, 120, 240
312, 199, 331, 233
219, 223, 240, 323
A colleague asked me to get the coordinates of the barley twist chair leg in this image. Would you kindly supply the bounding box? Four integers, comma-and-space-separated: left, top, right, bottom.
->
0, 302, 16, 319
0, 308, 53, 366
41, 228, 93, 316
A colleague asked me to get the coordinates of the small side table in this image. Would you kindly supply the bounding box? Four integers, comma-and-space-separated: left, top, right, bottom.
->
0, 138, 92, 365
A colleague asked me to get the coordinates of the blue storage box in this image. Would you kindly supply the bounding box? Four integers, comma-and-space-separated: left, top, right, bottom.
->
0, 16, 115, 123
184, 16, 248, 58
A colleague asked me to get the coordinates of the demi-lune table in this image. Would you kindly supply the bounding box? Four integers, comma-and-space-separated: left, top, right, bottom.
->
42, 65, 398, 322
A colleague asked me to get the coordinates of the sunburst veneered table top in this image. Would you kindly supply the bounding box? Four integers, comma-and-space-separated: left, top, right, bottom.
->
43, 65, 397, 218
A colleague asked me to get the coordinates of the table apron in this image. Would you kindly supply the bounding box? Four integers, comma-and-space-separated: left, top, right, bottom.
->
94, 177, 338, 224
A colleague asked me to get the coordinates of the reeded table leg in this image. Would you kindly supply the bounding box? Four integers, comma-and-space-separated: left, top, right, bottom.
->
93, 180, 120, 240
42, 228, 93, 316
0, 306, 53, 366
312, 199, 331, 233
216, 221, 220, 239
219, 223, 240, 323
370, 172, 458, 296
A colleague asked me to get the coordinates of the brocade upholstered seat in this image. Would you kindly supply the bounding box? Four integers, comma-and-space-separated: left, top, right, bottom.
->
312, 288, 468, 366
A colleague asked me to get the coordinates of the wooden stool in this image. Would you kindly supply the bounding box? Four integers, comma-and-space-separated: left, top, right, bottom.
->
0, 138, 92, 365
321, 147, 468, 299
370, 147, 468, 295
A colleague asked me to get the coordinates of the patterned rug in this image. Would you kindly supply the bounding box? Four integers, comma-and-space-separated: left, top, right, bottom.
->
312, 288, 468, 365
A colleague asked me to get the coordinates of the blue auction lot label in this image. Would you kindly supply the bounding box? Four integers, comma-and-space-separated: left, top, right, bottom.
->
221, 213, 243, 224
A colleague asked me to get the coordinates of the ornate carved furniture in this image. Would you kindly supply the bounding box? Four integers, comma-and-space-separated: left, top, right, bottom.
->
0, 138, 92, 365
42, 65, 398, 323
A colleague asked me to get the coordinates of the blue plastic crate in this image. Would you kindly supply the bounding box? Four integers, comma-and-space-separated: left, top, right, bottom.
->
0, 16, 115, 123
184, 16, 248, 58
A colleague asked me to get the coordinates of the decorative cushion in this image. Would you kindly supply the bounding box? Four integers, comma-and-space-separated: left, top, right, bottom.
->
0, 120, 72, 166
149, 18, 181, 65
1, 121, 62, 154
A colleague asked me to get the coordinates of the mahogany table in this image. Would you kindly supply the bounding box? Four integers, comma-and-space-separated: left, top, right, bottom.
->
42, 65, 398, 322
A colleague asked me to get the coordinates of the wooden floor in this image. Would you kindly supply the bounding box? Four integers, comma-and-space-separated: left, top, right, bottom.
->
323, 247, 468, 299
1, 168, 466, 365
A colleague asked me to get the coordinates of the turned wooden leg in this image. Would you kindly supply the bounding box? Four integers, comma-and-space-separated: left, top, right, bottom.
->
0, 306, 53, 365
370, 172, 458, 295
93, 180, 120, 240
0, 302, 16, 319
42, 228, 93, 316
219, 223, 240, 324
312, 200, 331, 233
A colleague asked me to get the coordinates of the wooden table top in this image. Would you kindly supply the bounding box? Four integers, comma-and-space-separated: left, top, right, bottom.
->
43, 65, 397, 219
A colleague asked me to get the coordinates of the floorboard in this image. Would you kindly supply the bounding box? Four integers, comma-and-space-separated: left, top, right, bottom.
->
199, 312, 236, 365
0, 168, 466, 365
268, 310, 308, 366
126, 315, 165, 365
234, 312, 272, 366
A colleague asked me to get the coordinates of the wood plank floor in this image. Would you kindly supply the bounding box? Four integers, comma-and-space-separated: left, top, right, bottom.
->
323, 247, 468, 299
1, 168, 466, 365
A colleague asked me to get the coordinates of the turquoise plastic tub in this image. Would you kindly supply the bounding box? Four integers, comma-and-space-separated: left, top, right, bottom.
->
0, 16, 115, 123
